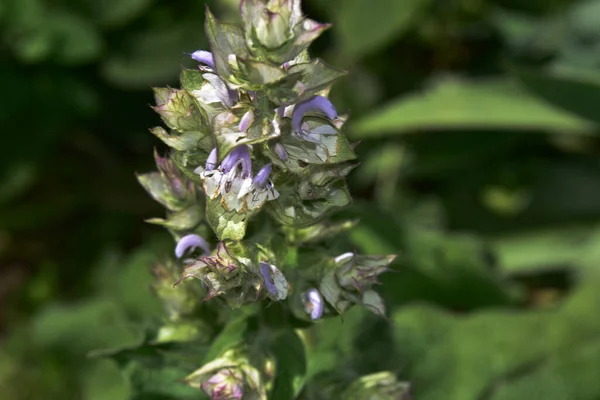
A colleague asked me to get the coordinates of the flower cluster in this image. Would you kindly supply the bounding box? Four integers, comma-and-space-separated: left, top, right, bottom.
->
137, 0, 398, 398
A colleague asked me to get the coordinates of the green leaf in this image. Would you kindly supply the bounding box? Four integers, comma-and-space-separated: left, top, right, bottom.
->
146, 205, 203, 231
152, 88, 205, 132
81, 0, 152, 28
392, 273, 600, 400
101, 22, 204, 88
335, 0, 432, 60
352, 78, 593, 138
513, 66, 600, 125
31, 299, 139, 354
204, 8, 249, 81
269, 330, 307, 400
238, 59, 286, 85
490, 223, 600, 274
268, 182, 352, 227
180, 68, 205, 93
204, 316, 248, 362
94, 341, 208, 400
150, 127, 209, 151
206, 197, 251, 241
267, 59, 346, 105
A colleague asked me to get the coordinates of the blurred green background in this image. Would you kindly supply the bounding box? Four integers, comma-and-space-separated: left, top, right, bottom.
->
3, 0, 600, 398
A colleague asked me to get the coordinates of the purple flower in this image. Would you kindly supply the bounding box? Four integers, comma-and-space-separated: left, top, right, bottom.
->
220, 145, 252, 178
259, 262, 289, 300
252, 164, 272, 187
303, 288, 324, 320
292, 95, 337, 133
206, 148, 218, 170
273, 143, 288, 161
260, 262, 278, 296
238, 110, 254, 132
190, 50, 215, 69
175, 234, 211, 259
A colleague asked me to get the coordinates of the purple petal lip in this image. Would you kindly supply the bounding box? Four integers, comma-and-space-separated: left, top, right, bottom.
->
292, 95, 337, 133
220, 145, 252, 178
252, 164, 272, 187
238, 110, 254, 132
274, 143, 288, 161
305, 288, 324, 320
175, 234, 211, 258
260, 262, 278, 296
190, 50, 215, 69
206, 147, 218, 170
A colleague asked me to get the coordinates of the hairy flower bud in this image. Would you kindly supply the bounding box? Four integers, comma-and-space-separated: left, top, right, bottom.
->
184, 349, 267, 399
137, 151, 197, 212
335, 252, 395, 292
342, 371, 412, 400
201, 368, 244, 400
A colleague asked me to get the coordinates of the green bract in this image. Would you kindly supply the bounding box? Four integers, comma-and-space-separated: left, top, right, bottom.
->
135, 0, 397, 398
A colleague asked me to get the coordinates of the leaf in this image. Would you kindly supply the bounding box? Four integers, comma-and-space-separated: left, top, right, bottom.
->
81, 0, 152, 28
513, 66, 600, 125
146, 205, 203, 231
335, 0, 432, 60
204, 316, 248, 362
205, 197, 252, 241
30, 299, 140, 354
269, 330, 307, 400
490, 223, 600, 274
101, 22, 204, 88
352, 78, 593, 138
150, 127, 209, 151
267, 59, 347, 105
94, 341, 208, 400
204, 8, 249, 80
392, 273, 600, 400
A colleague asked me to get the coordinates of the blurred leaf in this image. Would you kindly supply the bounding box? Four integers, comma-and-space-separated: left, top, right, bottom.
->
101, 22, 205, 88
392, 273, 600, 400
335, 0, 432, 60
30, 299, 140, 354
95, 341, 208, 400
513, 66, 600, 125
82, 0, 153, 28
491, 223, 600, 274
352, 78, 593, 138
204, 315, 248, 362
269, 330, 307, 400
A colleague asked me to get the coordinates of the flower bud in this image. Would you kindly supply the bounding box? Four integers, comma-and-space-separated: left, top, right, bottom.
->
137, 151, 197, 212
342, 371, 412, 400
335, 252, 396, 292
184, 349, 267, 399
201, 368, 244, 400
